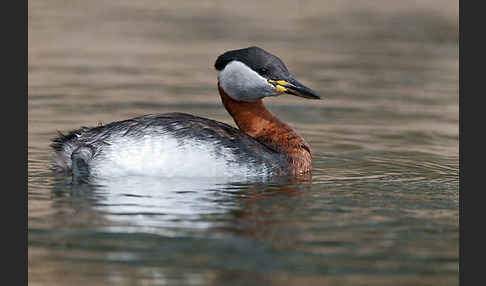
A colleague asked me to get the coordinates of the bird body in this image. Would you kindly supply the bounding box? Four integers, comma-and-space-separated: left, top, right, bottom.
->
52, 112, 289, 179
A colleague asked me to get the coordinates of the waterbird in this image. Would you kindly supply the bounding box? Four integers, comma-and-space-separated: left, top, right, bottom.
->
51, 46, 321, 181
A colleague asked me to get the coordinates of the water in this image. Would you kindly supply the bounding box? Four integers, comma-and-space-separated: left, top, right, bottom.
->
28, 0, 458, 285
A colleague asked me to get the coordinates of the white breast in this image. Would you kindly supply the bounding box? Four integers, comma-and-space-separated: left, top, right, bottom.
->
89, 134, 271, 178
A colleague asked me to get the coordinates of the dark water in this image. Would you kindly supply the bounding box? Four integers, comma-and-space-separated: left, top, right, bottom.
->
28, 1, 458, 285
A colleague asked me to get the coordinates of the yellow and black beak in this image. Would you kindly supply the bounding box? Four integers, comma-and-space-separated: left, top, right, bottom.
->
268, 78, 321, 99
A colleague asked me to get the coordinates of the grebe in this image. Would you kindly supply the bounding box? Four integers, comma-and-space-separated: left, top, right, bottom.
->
51, 47, 321, 180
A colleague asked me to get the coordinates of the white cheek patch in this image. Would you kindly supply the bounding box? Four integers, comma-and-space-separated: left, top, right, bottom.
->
218, 61, 277, 102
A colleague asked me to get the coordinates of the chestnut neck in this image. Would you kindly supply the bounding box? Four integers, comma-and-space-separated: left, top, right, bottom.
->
217, 82, 312, 174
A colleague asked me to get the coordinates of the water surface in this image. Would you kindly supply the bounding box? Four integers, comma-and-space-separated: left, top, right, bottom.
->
29, 1, 458, 285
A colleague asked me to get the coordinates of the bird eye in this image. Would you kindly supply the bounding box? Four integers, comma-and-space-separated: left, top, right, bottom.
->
258, 67, 268, 75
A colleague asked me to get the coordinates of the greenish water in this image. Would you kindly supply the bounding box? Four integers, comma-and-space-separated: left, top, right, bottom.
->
29, 1, 458, 285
